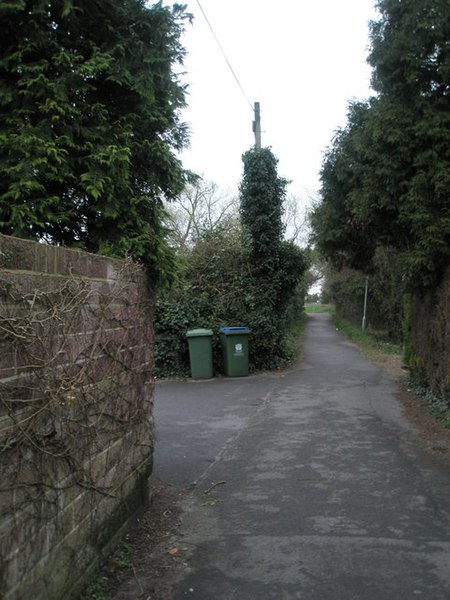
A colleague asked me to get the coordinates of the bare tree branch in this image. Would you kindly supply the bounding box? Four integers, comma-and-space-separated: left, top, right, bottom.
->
283, 192, 317, 247
165, 180, 239, 249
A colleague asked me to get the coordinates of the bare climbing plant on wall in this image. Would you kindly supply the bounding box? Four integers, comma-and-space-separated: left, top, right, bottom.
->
0, 258, 153, 577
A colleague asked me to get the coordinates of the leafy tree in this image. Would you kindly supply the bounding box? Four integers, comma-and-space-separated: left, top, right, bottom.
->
369, 0, 450, 103
0, 0, 192, 282
311, 0, 450, 290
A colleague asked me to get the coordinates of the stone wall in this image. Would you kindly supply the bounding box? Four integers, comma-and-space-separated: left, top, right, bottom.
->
411, 267, 450, 403
0, 234, 154, 599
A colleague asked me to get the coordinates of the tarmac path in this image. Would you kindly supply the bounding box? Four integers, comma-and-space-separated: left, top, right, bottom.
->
148, 313, 450, 599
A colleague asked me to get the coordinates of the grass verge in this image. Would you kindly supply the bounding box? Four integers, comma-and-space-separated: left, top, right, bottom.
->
332, 312, 402, 361
283, 313, 308, 365
304, 303, 333, 314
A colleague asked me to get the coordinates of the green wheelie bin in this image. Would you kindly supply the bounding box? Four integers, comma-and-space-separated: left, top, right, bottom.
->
219, 326, 250, 377
186, 328, 214, 379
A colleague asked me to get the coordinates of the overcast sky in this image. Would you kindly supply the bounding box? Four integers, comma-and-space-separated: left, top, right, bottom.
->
175, 0, 379, 205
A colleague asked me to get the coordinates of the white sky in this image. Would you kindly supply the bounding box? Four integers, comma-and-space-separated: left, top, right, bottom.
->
175, 0, 379, 204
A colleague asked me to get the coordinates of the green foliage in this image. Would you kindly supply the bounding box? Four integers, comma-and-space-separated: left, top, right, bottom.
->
325, 267, 367, 325
370, 0, 450, 103
401, 292, 428, 384
408, 376, 450, 428
239, 147, 309, 368
283, 315, 307, 363
0, 0, 192, 283
370, 247, 404, 340
153, 297, 191, 377
321, 250, 404, 343
311, 0, 450, 291
80, 579, 105, 600
154, 210, 310, 376
240, 147, 288, 271
333, 313, 402, 359
153, 221, 249, 376
154, 148, 310, 377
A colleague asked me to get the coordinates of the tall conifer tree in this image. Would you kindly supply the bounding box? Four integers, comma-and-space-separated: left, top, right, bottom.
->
311, 0, 450, 288
0, 0, 191, 282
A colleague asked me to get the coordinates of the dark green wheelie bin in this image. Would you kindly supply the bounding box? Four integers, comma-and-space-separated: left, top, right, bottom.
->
186, 328, 214, 379
219, 326, 250, 377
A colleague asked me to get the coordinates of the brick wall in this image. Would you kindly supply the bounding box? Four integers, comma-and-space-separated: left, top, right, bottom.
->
0, 234, 154, 599
411, 267, 450, 403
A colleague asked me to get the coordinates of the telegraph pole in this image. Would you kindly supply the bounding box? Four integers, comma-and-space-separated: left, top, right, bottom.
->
253, 102, 261, 148
362, 276, 369, 330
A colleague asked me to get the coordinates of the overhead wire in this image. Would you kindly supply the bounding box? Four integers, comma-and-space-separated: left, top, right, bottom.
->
196, 0, 254, 112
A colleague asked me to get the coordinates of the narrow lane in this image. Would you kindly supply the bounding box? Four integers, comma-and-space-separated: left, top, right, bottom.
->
156, 313, 450, 599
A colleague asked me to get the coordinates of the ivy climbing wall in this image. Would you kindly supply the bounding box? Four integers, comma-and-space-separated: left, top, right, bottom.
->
0, 234, 154, 600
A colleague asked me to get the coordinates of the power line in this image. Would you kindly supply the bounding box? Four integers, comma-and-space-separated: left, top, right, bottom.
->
196, 0, 254, 112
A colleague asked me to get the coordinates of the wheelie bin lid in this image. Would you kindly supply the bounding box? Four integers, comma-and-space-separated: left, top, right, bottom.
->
186, 328, 213, 337
218, 326, 250, 335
